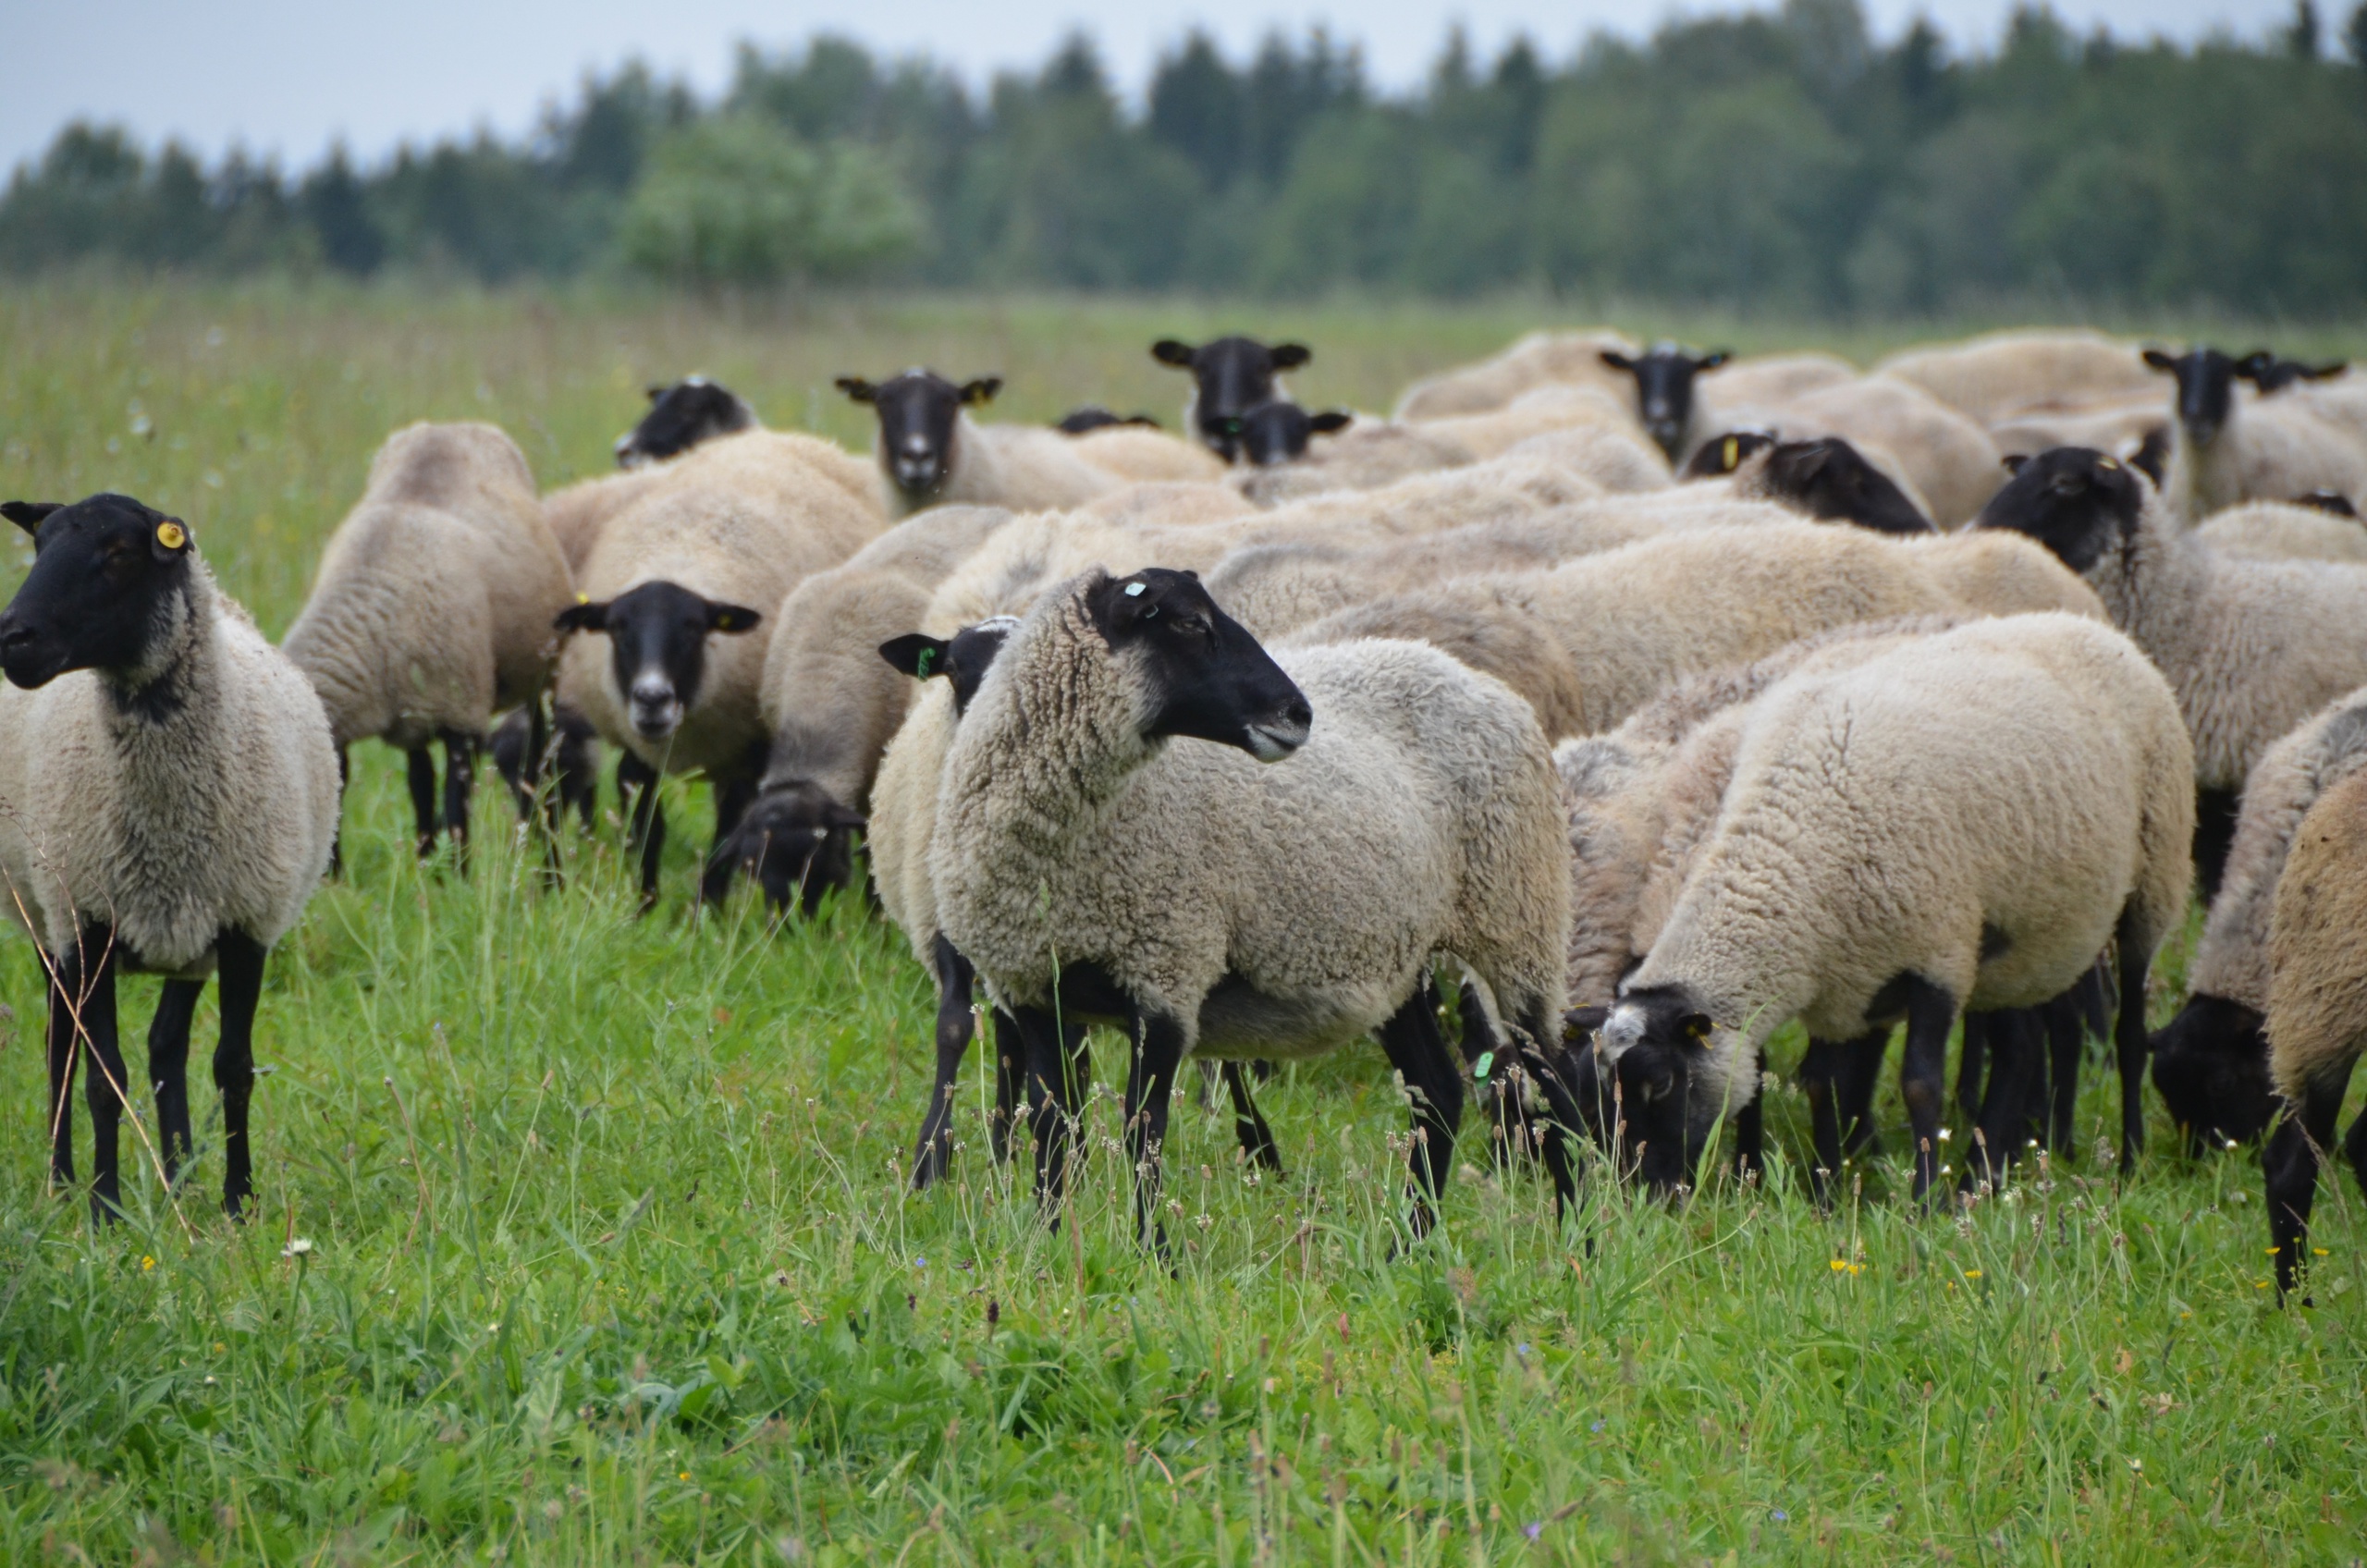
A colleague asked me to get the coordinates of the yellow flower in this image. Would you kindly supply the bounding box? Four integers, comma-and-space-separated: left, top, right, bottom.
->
678, 1470, 691, 1481
1964, 1270, 1982, 1280
140, 1256, 155, 1271
2255, 1280, 2270, 1289
2266, 1246, 2281, 1256
1830, 1259, 1847, 1272
2312, 1247, 2330, 1257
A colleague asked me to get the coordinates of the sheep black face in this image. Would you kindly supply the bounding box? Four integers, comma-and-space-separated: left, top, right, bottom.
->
1975, 447, 2144, 573
1150, 337, 1312, 461
2297, 489, 2360, 518
717, 779, 866, 914
2237, 355, 2349, 395
616, 376, 757, 468
1056, 407, 1161, 435
1230, 401, 1352, 467
554, 582, 761, 743
879, 616, 1021, 718
2149, 993, 2275, 1153
1600, 344, 1730, 461
1086, 568, 1311, 760
2143, 347, 2256, 447
838, 370, 1001, 505
1680, 430, 1775, 479
1763, 438, 1934, 535
1572, 988, 1714, 1195
0, 494, 195, 691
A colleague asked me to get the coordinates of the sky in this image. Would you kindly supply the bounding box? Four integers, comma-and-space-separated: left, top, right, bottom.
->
1, 0, 2314, 176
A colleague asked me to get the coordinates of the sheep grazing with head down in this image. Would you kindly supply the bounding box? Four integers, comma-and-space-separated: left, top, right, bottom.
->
2143, 347, 2367, 519
0, 495, 339, 1220
932, 569, 1576, 1244
1151, 336, 1312, 460
839, 369, 1128, 516
1563, 613, 2192, 1199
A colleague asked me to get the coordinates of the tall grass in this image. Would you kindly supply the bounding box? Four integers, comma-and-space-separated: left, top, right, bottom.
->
0, 285, 2361, 1564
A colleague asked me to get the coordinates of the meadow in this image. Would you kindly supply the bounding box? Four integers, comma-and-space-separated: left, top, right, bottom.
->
1, 282, 2363, 1565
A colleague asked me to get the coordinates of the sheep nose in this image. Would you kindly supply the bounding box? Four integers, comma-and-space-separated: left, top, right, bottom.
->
902, 435, 930, 456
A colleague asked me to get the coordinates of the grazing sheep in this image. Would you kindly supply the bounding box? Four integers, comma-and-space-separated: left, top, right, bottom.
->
2261, 766, 2367, 1297
934, 569, 1576, 1241
2151, 689, 2367, 1151
2193, 498, 2367, 564
280, 422, 571, 859
1686, 434, 1936, 533
1151, 337, 1311, 460
0, 495, 339, 1220
556, 431, 887, 904
1876, 330, 2159, 424
1392, 329, 1639, 422
615, 376, 758, 468
1723, 374, 2006, 526
1598, 344, 1732, 462
1056, 407, 1161, 434
1231, 400, 1355, 466
717, 505, 1012, 910
1563, 613, 2191, 1196
1975, 447, 2367, 895
2143, 348, 2367, 518
838, 370, 1124, 515
490, 702, 601, 834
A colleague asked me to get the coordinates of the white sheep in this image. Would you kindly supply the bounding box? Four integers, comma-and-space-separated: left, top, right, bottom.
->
2193, 498, 2367, 564
933, 569, 1576, 1240
1228, 414, 1472, 504
1716, 374, 2006, 525
1876, 330, 2159, 425
2145, 348, 2367, 519
1414, 384, 1650, 462
1567, 613, 2191, 1198
838, 370, 1128, 516
0, 495, 339, 1220
1392, 329, 1639, 422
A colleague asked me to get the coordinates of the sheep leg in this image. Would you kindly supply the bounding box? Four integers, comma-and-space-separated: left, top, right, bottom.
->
406, 745, 438, 858
2193, 786, 2241, 902
1964, 1009, 2039, 1192
700, 775, 760, 907
329, 745, 349, 876
2112, 916, 2152, 1173
2346, 1109, 2367, 1204
1017, 1004, 1087, 1218
439, 729, 475, 870
214, 929, 266, 1220
1895, 976, 1958, 1203
1374, 981, 1466, 1237
910, 936, 977, 1191
146, 978, 203, 1185
1799, 1038, 1849, 1205
1954, 1014, 1988, 1123
988, 1009, 1024, 1165
619, 754, 667, 910
1121, 1013, 1188, 1256
44, 964, 78, 1191
1835, 1030, 1888, 1157
72, 925, 127, 1222
1455, 979, 1517, 1169
1220, 1061, 1282, 1172
1732, 1046, 1766, 1184
2265, 1063, 2352, 1301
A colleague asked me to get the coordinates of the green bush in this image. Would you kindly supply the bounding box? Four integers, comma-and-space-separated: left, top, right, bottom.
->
618, 116, 920, 286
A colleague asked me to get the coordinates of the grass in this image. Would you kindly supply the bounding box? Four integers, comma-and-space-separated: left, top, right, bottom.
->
1, 282, 2364, 1565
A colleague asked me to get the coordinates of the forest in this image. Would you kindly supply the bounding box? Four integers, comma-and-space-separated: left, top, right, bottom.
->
6, 0, 2367, 313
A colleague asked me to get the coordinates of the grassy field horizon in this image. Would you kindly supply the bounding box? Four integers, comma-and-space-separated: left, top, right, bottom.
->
1, 285, 2363, 1564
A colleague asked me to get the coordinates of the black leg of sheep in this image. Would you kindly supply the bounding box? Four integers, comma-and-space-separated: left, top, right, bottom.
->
1120, 1012, 1192, 1257
2112, 913, 2155, 1174
2265, 1066, 2351, 1301
1894, 977, 1960, 1203
213, 929, 268, 1220
43, 965, 77, 1192
439, 728, 475, 872
1800, 1029, 1888, 1207
146, 977, 203, 1185
406, 745, 439, 859
617, 753, 666, 910
1017, 1004, 1093, 1222
50, 924, 126, 1220
912, 937, 981, 1190
1373, 983, 1466, 1239
1220, 1063, 1282, 1173
1963, 1009, 2042, 1193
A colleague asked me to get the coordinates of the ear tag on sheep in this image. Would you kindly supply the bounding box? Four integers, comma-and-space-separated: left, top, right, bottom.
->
914, 646, 937, 680
1124, 582, 1146, 596
155, 521, 187, 551
1721, 435, 1739, 472
576, 592, 590, 605
1471, 1050, 1495, 1082
2098, 457, 2119, 471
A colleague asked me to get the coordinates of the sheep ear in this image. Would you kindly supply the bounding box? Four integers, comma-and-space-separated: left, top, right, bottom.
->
1599, 350, 1635, 373
1678, 1012, 1714, 1045
1309, 410, 1353, 434
835, 377, 877, 404
2141, 349, 2177, 373
1561, 1005, 1611, 1044
1269, 343, 1311, 369
2305, 361, 2349, 381
878, 632, 952, 680
2, 500, 61, 536
2001, 453, 2030, 475
151, 516, 190, 557
1699, 350, 1732, 372
707, 602, 763, 634
554, 600, 609, 633
1151, 339, 1196, 367
960, 377, 1002, 406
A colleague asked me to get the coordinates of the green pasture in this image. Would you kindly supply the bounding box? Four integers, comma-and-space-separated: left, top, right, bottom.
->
0, 285, 2362, 1564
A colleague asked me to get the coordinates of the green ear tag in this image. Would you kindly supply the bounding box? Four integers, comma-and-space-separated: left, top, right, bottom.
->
914, 647, 937, 679
1472, 1050, 1495, 1082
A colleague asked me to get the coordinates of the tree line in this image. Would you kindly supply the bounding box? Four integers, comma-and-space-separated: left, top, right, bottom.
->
6, 0, 2367, 313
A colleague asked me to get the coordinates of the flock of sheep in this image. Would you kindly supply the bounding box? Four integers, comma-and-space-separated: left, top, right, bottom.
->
5, 325, 2365, 1297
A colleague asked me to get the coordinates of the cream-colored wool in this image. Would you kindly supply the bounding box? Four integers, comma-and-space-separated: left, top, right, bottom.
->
1697, 352, 1858, 411
1894, 531, 2107, 620
865, 680, 963, 967
1416, 385, 1649, 461
1081, 481, 1256, 529
1066, 425, 1228, 484
1231, 422, 1477, 506
1500, 424, 1674, 494
1987, 399, 2167, 464
558, 430, 889, 778
283, 422, 571, 752
1719, 375, 2006, 525
1392, 328, 1640, 422
1610, 614, 2192, 1124
933, 582, 1569, 1062
543, 428, 880, 577
0, 561, 338, 972
2166, 397, 2367, 520
1876, 330, 2160, 425
2193, 500, 2367, 563
877, 413, 1128, 517
2265, 766, 2367, 1099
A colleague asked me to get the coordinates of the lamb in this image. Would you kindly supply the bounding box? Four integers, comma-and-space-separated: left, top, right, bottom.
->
1597, 344, 1732, 462
1559, 613, 2192, 1198
1876, 330, 2159, 424
1974, 447, 2367, 895
1721, 374, 2006, 525
2261, 765, 2367, 1298
1150, 336, 1311, 460
933, 569, 1576, 1242
1284, 520, 2098, 742
614, 376, 758, 468
838, 370, 1125, 515
1392, 329, 1639, 422
0, 495, 340, 1220
2143, 347, 2367, 518
716, 505, 1012, 910
280, 422, 572, 859
2193, 498, 2367, 564
555, 430, 887, 904
2151, 689, 2367, 1152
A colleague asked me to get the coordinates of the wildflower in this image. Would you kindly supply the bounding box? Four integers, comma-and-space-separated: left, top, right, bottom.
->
1771, 1509, 1789, 1523
1964, 1270, 1982, 1280
2128, 1458, 2142, 1472
140, 1256, 155, 1271
914, 1255, 927, 1269
1831, 1259, 1848, 1272
2313, 1247, 2330, 1256
679, 1470, 691, 1481
1589, 1420, 1604, 1433
280, 1238, 313, 1259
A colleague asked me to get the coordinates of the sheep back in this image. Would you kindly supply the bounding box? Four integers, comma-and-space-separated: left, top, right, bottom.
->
2265, 767, 2367, 1100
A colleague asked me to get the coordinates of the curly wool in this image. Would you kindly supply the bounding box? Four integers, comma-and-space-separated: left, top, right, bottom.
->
2266, 767, 2367, 1100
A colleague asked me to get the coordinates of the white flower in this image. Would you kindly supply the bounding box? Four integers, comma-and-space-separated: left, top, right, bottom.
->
281, 1238, 314, 1258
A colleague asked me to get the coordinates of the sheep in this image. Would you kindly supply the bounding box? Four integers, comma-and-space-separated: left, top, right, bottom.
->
1230, 422, 1478, 506
2150, 689, 2367, 1152
1500, 423, 1674, 494
1720, 374, 2006, 525
1063, 423, 1230, 484
1150, 337, 1311, 460
2193, 498, 2367, 564
1559, 612, 2192, 1198
1417, 384, 1650, 462
1080, 481, 1256, 530
1987, 398, 2169, 465
614, 376, 758, 468
2238, 354, 2349, 396
1876, 330, 2160, 424
280, 421, 572, 860
1597, 344, 1732, 462
1056, 407, 1161, 434
1392, 329, 1639, 422
1697, 352, 1858, 409
1974, 447, 2367, 896
489, 702, 600, 835
2142, 348, 2367, 518
1229, 400, 1355, 467
2261, 765, 2367, 1298
715, 505, 1012, 910
543, 425, 881, 578
933, 568, 1576, 1242
0, 494, 340, 1220
838, 370, 1126, 516
1283, 520, 2098, 742
555, 430, 888, 904
1685, 434, 1936, 533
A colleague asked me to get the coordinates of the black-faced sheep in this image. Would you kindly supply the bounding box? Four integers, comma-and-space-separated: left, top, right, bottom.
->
1232, 400, 1354, 466
2143, 348, 2367, 518
1150, 337, 1311, 461
1598, 344, 1732, 462
0, 495, 339, 1219
615, 376, 758, 468
1686, 434, 1936, 534
2238, 354, 2349, 396
838, 370, 1128, 515
1719, 374, 2007, 526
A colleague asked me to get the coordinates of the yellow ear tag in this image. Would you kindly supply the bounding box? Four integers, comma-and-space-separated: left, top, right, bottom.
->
576, 592, 590, 605
2098, 457, 2119, 471
1722, 435, 1739, 471
155, 521, 187, 550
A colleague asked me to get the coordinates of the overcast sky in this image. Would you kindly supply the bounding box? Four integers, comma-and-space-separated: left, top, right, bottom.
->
2, 0, 2312, 175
